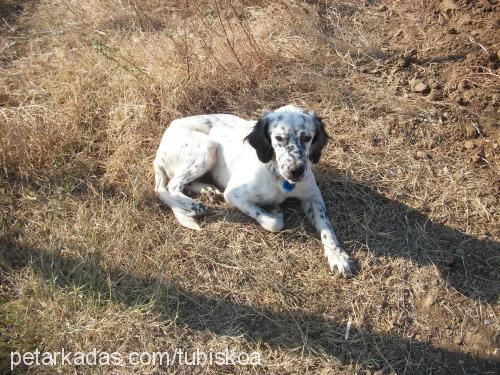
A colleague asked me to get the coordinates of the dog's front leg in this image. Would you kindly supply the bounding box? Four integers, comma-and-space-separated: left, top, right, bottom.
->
225, 188, 284, 232
301, 191, 353, 277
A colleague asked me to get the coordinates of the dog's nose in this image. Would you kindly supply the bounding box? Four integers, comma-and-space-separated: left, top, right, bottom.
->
291, 164, 305, 179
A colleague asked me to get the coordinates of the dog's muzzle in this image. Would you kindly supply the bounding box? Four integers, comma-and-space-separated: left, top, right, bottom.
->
288, 162, 306, 182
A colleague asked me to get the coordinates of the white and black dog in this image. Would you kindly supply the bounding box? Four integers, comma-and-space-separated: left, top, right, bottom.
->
153, 105, 353, 276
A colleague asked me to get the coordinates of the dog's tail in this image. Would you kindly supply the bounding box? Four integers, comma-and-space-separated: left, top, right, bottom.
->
153, 162, 202, 231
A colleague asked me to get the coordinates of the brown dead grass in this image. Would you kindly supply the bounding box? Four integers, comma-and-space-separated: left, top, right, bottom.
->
1, 0, 499, 374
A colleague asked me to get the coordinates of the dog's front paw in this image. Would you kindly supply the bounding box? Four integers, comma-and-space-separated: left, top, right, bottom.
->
258, 214, 284, 233
324, 245, 354, 277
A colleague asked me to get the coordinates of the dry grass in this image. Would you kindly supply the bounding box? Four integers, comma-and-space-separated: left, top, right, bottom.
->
1, 0, 499, 373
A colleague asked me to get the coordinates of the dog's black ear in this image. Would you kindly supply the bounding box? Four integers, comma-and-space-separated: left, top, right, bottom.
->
309, 114, 329, 164
244, 113, 273, 163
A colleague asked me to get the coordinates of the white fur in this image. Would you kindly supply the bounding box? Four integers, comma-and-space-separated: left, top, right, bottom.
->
153, 105, 353, 276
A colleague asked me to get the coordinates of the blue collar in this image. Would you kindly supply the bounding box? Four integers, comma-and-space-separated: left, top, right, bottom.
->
282, 180, 296, 192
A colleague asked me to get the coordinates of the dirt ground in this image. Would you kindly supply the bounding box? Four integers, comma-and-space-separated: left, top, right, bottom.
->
0, 0, 499, 374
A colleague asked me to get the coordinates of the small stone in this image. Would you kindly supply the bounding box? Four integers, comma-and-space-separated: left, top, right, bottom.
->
444, 254, 456, 266
379, 5, 388, 11
454, 335, 462, 345
412, 79, 430, 94
464, 140, 476, 149
455, 248, 466, 256
440, 0, 459, 14
457, 13, 472, 26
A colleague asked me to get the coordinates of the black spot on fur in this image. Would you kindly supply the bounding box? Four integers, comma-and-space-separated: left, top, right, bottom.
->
191, 202, 206, 215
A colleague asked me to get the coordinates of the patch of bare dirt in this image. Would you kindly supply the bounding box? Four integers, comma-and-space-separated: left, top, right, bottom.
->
354, 0, 499, 178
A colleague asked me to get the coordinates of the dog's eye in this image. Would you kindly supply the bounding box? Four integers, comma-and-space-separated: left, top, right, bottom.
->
301, 134, 312, 142
275, 135, 284, 142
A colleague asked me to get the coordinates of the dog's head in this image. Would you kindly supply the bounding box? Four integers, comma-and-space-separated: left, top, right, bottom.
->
244, 105, 328, 182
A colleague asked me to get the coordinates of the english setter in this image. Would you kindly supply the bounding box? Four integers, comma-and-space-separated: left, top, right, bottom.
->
153, 105, 353, 276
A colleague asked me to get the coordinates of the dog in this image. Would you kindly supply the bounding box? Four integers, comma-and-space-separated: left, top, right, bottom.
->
153, 105, 353, 276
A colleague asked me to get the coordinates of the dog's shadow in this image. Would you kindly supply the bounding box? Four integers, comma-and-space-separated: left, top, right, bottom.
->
1, 238, 498, 373
198, 169, 499, 304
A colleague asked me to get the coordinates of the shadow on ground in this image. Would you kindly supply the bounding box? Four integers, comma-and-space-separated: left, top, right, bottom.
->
315, 169, 499, 304
197, 169, 499, 304
1, 234, 498, 374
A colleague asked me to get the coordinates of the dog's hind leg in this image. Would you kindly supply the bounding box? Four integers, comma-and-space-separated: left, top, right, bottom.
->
154, 130, 217, 230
